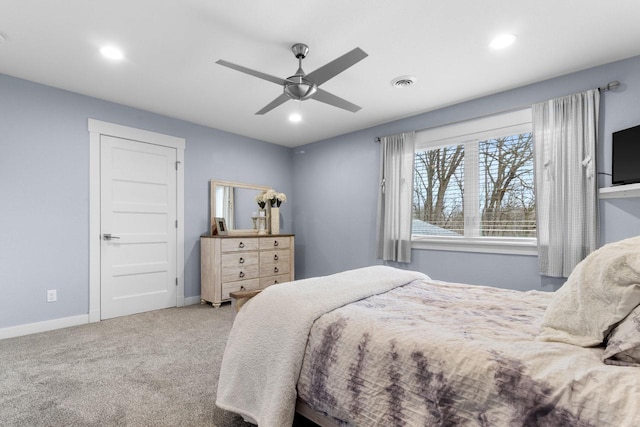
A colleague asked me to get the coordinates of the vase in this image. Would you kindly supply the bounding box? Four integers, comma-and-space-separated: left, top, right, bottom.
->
257, 209, 267, 235
270, 206, 280, 235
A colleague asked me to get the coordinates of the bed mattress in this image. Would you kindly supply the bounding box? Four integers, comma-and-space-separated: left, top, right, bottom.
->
297, 279, 640, 426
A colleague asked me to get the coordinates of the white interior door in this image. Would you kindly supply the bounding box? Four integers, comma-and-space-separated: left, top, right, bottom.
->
100, 135, 177, 320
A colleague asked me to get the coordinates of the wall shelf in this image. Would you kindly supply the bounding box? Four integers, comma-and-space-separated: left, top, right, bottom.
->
599, 183, 640, 199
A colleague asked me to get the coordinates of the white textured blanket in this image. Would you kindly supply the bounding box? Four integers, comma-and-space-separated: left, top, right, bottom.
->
215, 266, 428, 427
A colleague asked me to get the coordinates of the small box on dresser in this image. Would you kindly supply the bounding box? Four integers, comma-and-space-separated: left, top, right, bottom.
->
200, 234, 294, 307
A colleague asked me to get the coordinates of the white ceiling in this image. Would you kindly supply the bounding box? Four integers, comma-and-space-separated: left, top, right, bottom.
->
2, 1, 640, 148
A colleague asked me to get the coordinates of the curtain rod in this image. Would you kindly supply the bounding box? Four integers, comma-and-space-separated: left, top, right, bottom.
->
374, 80, 621, 143
598, 80, 620, 92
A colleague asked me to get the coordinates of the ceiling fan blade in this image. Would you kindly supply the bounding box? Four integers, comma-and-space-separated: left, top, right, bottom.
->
216, 59, 287, 86
306, 47, 368, 86
256, 93, 290, 115
312, 88, 361, 113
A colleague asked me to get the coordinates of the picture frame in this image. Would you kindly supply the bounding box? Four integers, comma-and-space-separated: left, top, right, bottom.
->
213, 217, 228, 236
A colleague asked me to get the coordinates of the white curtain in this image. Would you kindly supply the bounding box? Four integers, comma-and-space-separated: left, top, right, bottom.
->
376, 131, 415, 263
533, 89, 600, 277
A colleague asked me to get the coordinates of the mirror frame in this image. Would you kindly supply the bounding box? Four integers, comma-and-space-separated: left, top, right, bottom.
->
210, 180, 272, 235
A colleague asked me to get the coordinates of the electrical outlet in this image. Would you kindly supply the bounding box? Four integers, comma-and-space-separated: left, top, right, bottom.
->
47, 289, 57, 303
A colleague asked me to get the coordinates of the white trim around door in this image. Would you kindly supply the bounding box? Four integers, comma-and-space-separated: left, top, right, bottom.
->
88, 119, 185, 323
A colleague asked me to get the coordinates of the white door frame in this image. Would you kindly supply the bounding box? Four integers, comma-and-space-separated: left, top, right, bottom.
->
88, 119, 185, 322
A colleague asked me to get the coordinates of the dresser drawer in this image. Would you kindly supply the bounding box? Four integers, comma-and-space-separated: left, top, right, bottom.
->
260, 249, 291, 277
259, 237, 290, 250
222, 279, 260, 300
221, 264, 259, 282
260, 273, 292, 288
260, 262, 290, 277
221, 252, 258, 269
221, 238, 259, 253
259, 250, 290, 266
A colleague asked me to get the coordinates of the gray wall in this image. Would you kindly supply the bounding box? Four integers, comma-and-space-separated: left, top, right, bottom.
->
292, 55, 640, 291
0, 74, 292, 329
2, 55, 639, 331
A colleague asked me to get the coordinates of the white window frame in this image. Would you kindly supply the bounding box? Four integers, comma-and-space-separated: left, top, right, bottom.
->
412, 109, 537, 255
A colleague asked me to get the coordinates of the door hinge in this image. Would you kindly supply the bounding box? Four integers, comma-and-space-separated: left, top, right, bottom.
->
175, 219, 178, 228
175, 160, 181, 170
175, 277, 178, 286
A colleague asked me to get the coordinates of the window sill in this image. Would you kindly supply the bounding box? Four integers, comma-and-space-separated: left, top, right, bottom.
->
412, 236, 538, 256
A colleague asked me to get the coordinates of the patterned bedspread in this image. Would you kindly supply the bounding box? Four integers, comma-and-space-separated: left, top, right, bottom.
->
297, 279, 640, 426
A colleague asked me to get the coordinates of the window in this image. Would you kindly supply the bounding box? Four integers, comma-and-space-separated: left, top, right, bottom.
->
412, 109, 536, 254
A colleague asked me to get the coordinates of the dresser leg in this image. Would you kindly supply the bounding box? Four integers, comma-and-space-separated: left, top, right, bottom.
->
200, 298, 206, 305
212, 302, 221, 308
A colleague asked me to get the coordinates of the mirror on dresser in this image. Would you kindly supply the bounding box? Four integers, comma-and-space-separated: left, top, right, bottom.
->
210, 180, 272, 235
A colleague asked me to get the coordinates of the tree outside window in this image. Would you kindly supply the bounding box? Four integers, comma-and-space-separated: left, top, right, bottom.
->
413, 132, 535, 239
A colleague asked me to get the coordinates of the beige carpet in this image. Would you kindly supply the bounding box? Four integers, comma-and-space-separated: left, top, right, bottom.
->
0, 304, 317, 426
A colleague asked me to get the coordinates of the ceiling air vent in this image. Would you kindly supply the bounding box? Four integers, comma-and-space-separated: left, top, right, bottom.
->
391, 75, 416, 88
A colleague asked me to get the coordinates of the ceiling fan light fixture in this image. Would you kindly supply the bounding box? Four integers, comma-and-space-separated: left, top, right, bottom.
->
283, 75, 317, 100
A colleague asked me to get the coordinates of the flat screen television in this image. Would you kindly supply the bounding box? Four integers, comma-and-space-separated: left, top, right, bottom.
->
612, 124, 640, 185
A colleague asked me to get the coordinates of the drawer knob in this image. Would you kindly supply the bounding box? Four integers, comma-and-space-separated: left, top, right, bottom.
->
240, 285, 245, 290
274, 267, 279, 273
273, 254, 279, 261
273, 240, 279, 247
274, 280, 279, 284
239, 257, 245, 264
239, 242, 245, 248
239, 271, 245, 278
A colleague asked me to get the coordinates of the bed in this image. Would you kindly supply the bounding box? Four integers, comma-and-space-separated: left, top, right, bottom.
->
216, 237, 640, 427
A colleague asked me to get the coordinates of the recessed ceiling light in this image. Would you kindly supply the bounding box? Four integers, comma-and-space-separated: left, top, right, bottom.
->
489, 34, 517, 50
100, 45, 124, 60
390, 75, 417, 88
289, 113, 302, 123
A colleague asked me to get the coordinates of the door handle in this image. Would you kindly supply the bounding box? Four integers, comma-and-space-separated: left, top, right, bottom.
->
103, 233, 121, 240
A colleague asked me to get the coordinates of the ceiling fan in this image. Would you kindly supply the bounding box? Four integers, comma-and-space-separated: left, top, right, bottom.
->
216, 43, 368, 115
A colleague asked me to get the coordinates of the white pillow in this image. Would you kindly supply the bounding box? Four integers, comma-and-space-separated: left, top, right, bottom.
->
537, 236, 640, 347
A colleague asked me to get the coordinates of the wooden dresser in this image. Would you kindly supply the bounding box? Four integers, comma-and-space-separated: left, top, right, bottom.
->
200, 234, 294, 307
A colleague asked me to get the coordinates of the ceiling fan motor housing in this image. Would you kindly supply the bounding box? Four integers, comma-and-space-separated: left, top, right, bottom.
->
284, 43, 317, 100
284, 75, 317, 100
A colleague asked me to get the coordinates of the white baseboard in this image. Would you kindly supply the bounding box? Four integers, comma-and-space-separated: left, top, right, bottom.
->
0, 314, 89, 340
1, 298, 203, 340
184, 295, 202, 306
